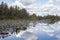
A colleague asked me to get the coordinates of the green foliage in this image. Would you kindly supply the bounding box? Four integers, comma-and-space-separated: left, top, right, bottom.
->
0, 2, 60, 21
38, 15, 60, 21
0, 2, 29, 20
29, 13, 37, 20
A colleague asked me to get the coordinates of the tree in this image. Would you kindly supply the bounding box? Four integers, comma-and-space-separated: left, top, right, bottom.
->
0, 2, 6, 19
29, 13, 37, 20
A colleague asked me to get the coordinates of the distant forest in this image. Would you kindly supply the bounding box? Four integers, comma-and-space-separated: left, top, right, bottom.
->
0, 2, 60, 21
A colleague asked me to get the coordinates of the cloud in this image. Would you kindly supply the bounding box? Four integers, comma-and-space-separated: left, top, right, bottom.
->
8, 0, 25, 8
56, 34, 60, 40
26, 0, 60, 16
14, 0, 25, 8
21, 31, 37, 40
8, 0, 36, 8
19, 0, 37, 6
56, 0, 60, 1
8, 0, 60, 16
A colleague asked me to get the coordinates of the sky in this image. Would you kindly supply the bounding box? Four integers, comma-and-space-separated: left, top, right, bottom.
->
0, 0, 60, 16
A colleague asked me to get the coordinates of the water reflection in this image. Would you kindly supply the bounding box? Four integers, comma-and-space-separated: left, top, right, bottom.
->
2, 21, 60, 40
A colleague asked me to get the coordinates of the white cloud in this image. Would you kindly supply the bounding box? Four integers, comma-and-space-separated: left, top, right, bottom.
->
26, 0, 60, 16
56, 0, 60, 1
16, 21, 60, 38
14, 0, 25, 8
8, 0, 36, 8
56, 34, 60, 40
21, 31, 37, 40
8, 0, 60, 16
8, 0, 25, 8
19, 0, 36, 6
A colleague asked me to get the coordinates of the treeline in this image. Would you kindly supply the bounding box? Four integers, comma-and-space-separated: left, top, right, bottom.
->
0, 2, 60, 21
38, 15, 60, 21
0, 2, 29, 20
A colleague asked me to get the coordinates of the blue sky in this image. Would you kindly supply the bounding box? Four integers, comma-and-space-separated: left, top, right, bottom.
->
0, 0, 60, 7
0, 0, 49, 5
0, 0, 15, 3
0, 0, 60, 16
0, 0, 60, 5
37, 0, 48, 4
